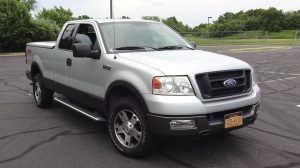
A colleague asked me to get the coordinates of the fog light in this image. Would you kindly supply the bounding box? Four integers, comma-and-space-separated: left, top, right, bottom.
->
170, 120, 196, 130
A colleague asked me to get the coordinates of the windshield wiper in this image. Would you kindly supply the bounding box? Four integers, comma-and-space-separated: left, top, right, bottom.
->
158, 45, 195, 50
114, 46, 161, 51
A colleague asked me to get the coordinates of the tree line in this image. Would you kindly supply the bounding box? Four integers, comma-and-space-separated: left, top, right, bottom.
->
0, 0, 90, 51
144, 7, 300, 33
1, 0, 299, 52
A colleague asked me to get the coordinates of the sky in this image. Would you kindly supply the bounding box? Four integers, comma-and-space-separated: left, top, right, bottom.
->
36, 0, 300, 27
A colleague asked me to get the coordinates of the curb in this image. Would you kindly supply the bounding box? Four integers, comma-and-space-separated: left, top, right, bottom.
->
0, 53, 24, 57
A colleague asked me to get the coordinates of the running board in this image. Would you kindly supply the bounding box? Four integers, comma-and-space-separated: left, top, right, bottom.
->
54, 96, 106, 122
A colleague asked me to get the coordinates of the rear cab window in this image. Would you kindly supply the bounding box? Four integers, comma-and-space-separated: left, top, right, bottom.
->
58, 24, 75, 50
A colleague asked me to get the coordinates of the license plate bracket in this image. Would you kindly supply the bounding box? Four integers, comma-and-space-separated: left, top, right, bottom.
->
224, 112, 243, 129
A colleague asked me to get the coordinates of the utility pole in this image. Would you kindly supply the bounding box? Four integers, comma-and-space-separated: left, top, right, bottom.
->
207, 17, 212, 39
110, 0, 113, 19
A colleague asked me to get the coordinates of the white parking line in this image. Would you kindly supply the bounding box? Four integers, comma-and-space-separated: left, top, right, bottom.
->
257, 76, 300, 84
257, 71, 300, 76
297, 105, 300, 107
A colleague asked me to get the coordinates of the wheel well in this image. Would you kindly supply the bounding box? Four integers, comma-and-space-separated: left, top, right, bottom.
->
105, 82, 149, 115
31, 63, 41, 78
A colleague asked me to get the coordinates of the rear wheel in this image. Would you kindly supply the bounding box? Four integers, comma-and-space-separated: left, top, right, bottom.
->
108, 97, 156, 158
32, 74, 53, 108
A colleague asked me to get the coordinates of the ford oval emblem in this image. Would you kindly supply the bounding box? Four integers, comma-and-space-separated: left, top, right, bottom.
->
223, 79, 237, 87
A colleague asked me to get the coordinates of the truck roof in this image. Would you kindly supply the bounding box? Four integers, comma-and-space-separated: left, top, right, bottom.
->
67, 19, 160, 24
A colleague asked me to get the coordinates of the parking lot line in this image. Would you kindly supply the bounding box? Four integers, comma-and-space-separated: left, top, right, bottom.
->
224, 46, 291, 53
297, 105, 300, 107
257, 76, 300, 84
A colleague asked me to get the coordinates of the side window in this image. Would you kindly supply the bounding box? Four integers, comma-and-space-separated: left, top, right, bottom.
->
58, 24, 75, 50
73, 24, 98, 48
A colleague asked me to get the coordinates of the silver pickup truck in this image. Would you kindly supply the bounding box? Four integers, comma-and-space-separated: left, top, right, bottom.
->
25, 19, 261, 157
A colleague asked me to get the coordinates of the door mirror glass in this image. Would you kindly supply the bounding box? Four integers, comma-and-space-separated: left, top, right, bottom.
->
72, 44, 100, 59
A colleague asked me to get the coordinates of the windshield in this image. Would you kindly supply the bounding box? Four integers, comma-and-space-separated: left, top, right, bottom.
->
98, 22, 192, 53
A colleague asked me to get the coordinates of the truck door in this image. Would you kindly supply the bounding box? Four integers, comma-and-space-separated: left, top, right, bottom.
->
52, 24, 76, 89
65, 23, 104, 100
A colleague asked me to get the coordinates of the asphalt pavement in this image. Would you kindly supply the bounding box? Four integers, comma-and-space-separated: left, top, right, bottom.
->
0, 45, 300, 168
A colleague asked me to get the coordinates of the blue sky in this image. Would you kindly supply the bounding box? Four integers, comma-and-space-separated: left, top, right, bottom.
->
36, 0, 300, 27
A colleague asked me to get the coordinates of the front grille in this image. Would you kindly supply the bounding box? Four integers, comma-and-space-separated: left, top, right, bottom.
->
195, 69, 251, 99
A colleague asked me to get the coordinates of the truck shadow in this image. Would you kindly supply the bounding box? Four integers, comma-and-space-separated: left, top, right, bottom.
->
156, 134, 248, 166
51, 102, 257, 167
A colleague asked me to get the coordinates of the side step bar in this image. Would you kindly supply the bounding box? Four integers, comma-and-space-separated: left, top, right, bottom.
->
54, 96, 106, 122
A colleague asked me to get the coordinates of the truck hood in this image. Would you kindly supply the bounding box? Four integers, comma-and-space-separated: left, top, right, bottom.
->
117, 50, 251, 75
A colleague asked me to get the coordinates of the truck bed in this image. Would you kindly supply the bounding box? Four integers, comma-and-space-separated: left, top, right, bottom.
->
27, 41, 56, 49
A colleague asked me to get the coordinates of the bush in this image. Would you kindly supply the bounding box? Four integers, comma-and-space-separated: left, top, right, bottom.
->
0, 0, 31, 51
30, 19, 60, 42
36, 6, 74, 28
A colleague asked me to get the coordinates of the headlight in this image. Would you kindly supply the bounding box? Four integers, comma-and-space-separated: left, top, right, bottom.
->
152, 76, 195, 95
251, 68, 257, 86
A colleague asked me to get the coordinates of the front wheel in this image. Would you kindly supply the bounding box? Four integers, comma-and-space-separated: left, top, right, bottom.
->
32, 74, 53, 108
108, 97, 156, 158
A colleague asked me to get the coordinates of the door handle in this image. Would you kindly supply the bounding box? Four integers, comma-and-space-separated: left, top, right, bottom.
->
66, 58, 72, 66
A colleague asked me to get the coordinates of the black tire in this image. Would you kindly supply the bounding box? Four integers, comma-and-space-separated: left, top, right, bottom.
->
108, 97, 156, 158
32, 74, 53, 108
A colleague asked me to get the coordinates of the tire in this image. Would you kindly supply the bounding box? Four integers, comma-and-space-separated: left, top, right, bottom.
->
108, 97, 156, 158
32, 74, 53, 108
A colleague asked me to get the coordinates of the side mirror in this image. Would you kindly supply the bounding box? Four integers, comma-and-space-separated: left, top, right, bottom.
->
72, 43, 100, 59
190, 41, 197, 49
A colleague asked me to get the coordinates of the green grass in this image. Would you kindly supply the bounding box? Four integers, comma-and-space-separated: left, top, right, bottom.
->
268, 30, 299, 39
219, 30, 299, 39
186, 36, 300, 46
0, 52, 24, 56
183, 30, 300, 45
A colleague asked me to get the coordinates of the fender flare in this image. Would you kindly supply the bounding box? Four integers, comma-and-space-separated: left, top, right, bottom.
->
31, 62, 43, 78
104, 80, 149, 113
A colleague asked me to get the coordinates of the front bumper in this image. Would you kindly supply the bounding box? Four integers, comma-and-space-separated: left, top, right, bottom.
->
147, 103, 260, 136
144, 85, 260, 116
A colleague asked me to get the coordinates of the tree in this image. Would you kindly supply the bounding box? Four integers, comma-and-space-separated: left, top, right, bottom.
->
162, 17, 191, 32
0, 0, 31, 51
142, 16, 160, 22
30, 19, 60, 42
284, 11, 300, 30
121, 16, 130, 19
36, 6, 74, 27
19, 0, 37, 11
261, 7, 284, 32
193, 23, 207, 32
77, 15, 91, 20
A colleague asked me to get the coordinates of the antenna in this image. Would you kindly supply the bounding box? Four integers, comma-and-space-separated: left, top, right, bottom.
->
110, 0, 114, 19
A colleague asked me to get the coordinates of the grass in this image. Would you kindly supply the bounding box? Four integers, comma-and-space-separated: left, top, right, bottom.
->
0, 52, 24, 57
183, 30, 300, 46
185, 37, 300, 46
268, 30, 299, 39
218, 30, 299, 39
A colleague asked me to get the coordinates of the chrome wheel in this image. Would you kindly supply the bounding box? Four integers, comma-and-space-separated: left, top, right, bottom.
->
34, 81, 41, 103
114, 110, 142, 148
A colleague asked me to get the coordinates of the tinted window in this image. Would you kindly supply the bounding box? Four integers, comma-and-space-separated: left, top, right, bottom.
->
73, 24, 98, 47
58, 24, 75, 50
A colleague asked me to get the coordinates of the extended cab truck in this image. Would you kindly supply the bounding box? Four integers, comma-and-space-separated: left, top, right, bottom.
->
25, 19, 261, 157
